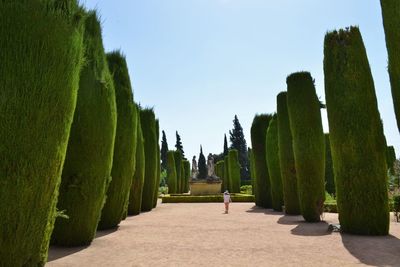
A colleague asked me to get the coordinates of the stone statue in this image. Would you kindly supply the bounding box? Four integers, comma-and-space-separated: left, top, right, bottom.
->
207, 153, 215, 177
191, 156, 198, 178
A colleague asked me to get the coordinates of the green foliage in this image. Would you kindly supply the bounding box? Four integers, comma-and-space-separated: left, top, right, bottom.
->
175, 131, 185, 158
182, 160, 191, 193
0, 1, 85, 264
162, 194, 255, 203
325, 134, 335, 195
166, 151, 178, 194
228, 149, 241, 193
393, 195, 400, 222
324, 27, 389, 235
140, 108, 158, 212
52, 12, 117, 245
380, 0, 400, 132
266, 115, 284, 211
174, 150, 183, 193
287, 72, 326, 222
250, 114, 273, 208
387, 146, 396, 175
152, 120, 161, 208
198, 146, 207, 179
128, 109, 145, 216
229, 115, 249, 180
277, 92, 301, 215
224, 134, 229, 156
216, 160, 226, 192
224, 155, 231, 191
249, 148, 256, 195
240, 185, 253, 195
98, 51, 137, 230
161, 130, 169, 171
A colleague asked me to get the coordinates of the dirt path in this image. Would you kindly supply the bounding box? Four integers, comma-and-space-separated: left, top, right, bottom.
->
47, 202, 400, 267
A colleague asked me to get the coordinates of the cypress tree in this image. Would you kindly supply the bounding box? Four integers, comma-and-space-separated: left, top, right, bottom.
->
287, 72, 325, 222
161, 131, 169, 171
0, 1, 84, 264
140, 108, 158, 212
277, 92, 301, 215
182, 160, 191, 193
98, 51, 137, 230
198, 146, 207, 179
249, 148, 256, 195
229, 115, 249, 180
174, 151, 183, 193
217, 161, 226, 192
52, 12, 117, 245
175, 131, 185, 159
152, 120, 161, 208
250, 114, 273, 208
228, 150, 241, 193
387, 146, 396, 176
166, 151, 178, 194
224, 134, 229, 156
128, 109, 145, 216
224, 155, 231, 192
325, 134, 335, 195
380, 0, 400, 132
266, 115, 284, 211
324, 27, 389, 235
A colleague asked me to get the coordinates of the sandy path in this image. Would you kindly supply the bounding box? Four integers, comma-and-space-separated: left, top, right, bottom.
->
47, 202, 400, 267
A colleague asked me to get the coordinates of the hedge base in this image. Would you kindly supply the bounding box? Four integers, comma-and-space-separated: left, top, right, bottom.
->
162, 194, 255, 203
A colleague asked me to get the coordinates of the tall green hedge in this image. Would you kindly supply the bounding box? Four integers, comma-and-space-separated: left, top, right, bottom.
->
324, 27, 389, 235
228, 150, 241, 193
224, 155, 231, 192
380, 0, 400, 132
287, 72, 325, 222
0, 1, 85, 264
128, 110, 145, 216
325, 134, 335, 195
52, 12, 117, 245
387, 146, 397, 176
182, 160, 191, 193
98, 51, 137, 229
153, 120, 161, 208
277, 92, 301, 215
251, 114, 273, 208
140, 108, 158, 212
174, 151, 183, 193
266, 115, 284, 211
216, 161, 226, 192
249, 148, 256, 195
166, 151, 178, 194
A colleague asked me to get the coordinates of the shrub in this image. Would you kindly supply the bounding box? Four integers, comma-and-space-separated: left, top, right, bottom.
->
216, 161, 226, 192
249, 148, 256, 195
251, 114, 273, 208
224, 156, 231, 192
140, 108, 158, 212
380, 0, 400, 132
324, 27, 389, 235
162, 194, 255, 203
166, 151, 177, 194
52, 11, 117, 244
325, 134, 335, 195
0, 1, 85, 263
228, 150, 241, 193
182, 160, 191, 193
277, 92, 301, 215
266, 115, 284, 211
152, 120, 161, 208
128, 109, 145, 216
287, 72, 326, 222
174, 151, 183, 193
387, 146, 396, 175
240, 185, 253, 195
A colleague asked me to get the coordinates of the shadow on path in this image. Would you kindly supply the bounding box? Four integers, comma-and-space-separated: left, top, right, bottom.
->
278, 215, 331, 236
246, 205, 284, 216
341, 233, 400, 266
48, 227, 119, 262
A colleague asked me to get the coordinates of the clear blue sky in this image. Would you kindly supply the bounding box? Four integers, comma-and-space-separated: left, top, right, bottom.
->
84, 0, 399, 160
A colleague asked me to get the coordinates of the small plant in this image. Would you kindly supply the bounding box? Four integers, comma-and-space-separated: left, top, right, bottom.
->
393, 195, 400, 222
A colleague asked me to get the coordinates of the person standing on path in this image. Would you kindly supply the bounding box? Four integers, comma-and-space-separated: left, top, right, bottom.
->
224, 190, 232, 214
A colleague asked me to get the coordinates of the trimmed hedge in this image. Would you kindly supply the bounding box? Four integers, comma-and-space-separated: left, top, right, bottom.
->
325, 134, 335, 195
266, 115, 284, 211
216, 161, 226, 192
182, 160, 191, 193
98, 51, 137, 230
0, 1, 85, 263
251, 114, 273, 208
162, 194, 255, 203
380, 0, 400, 132
174, 151, 183, 193
52, 12, 117, 245
152, 120, 161, 208
277, 92, 301, 215
128, 109, 145, 216
140, 108, 158, 212
166, 151, 178, 194
249, 148, 256, 195
224, 155, 231, 192
324, 27, 389, 235
287, 72, 326, 222
228, 150, 241, 193
387, 146, 396, 175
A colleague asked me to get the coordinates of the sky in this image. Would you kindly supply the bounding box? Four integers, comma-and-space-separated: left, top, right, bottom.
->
84, 0, 399, 160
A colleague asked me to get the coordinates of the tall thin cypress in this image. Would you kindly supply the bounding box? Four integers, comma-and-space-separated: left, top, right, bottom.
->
324, 27, 389, 235
324, 134, 335, 195
224, 155, 231, 192
161, 131, 169, 171
198, 146, 207, 179
228, 150, 241, 193
183, 160, 191, 193
166, 151, 177, 194
277, 92, 301, 215
287, 72, 325, 222
174, 151, 183, 193
153, 120, 161, 208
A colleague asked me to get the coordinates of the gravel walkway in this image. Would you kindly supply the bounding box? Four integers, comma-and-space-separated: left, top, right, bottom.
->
47, 202, 400, 267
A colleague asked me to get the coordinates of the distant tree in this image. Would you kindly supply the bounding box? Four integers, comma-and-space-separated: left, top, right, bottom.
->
198, 146, 207, 179
175, 131, 185, 159
229, 115, 249, 180
161, 130, 169, 171
212, 153, 224, 164
224, 134, 229, 156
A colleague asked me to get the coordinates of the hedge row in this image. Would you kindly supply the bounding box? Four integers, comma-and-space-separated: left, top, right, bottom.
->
162, 194, 255, 203
228, 149, 241, 193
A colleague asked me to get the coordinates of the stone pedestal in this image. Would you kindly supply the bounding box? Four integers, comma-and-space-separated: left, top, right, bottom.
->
190, 181, 222, 196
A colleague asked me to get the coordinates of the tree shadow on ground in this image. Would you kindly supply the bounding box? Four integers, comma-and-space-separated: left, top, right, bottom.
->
246, 205, 284, 215
278, 215, 331, 236
341, 233, 400, 266
47, 227, 119, 262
